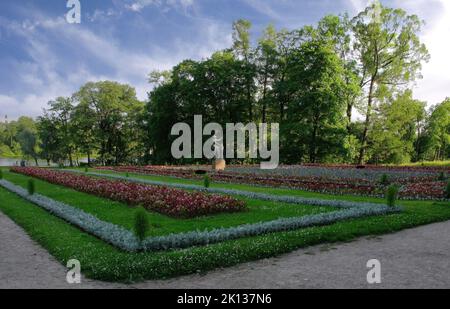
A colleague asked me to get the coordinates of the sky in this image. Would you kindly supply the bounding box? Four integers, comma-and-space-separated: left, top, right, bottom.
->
0, 0, 449, 119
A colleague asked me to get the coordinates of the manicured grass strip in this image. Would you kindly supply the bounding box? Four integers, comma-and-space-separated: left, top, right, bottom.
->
0, 179, 139, 251
12, 167, 246, 219
1, 183, 449, 282
2, 179, 399, 252
68, 169, 389, 209
88, 168, 391, 203
89, 168, 447, 208
3, 171, 334, 237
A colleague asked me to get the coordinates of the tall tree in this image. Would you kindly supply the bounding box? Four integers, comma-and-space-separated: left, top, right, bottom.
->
426, 98, 450, 161
352, 2, 429, 163
73, 81, 143, 165
282, 37, 347, 163
46, 97, 75, 166
232, 19, 256, 121
369, 90, 426, 164
16, 117, 39, 165
318, 14, 361, 134
256, 24, 278, 123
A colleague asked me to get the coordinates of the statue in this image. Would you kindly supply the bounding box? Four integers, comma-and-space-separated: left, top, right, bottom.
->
212, 134, 226, 171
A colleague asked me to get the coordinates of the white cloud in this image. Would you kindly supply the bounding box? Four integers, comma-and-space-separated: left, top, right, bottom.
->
0, 7, 231, 119
346, 0, 450, 106
404, 0, 450, 105
242, 0, 283, 20
125, 0, 195, 12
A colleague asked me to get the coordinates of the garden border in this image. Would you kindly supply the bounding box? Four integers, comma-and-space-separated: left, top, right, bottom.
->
0, 179, 401, 252
66, 169, 391, 209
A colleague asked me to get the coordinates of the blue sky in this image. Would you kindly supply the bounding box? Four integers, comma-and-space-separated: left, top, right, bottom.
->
0, 0, 449, 119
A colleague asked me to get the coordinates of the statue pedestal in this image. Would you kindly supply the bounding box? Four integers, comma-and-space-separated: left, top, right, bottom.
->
213, 159, 226, 171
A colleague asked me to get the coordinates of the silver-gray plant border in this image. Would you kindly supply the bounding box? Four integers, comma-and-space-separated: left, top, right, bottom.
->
65, 169, 390, 209
0, 178, 401, 253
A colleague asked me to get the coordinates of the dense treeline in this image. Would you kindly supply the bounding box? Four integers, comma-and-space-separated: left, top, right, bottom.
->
0, 3, 449, 166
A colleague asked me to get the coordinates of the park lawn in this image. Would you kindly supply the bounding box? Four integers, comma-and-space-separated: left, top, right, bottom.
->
0, 170, 336, 237
0, 175, 449, 282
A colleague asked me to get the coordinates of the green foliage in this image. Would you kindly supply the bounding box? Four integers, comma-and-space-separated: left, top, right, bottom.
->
353, 3, 430, 163
445, 181, 450, 199
369, 91, 427, 164
0, 169, 3, 180
380, 174, 389, 186
438, 172, 446, 181
2, 170, 333, 237
84, 167, 89, 173
1, 172, 450, 282
386, 185, 399, 208
126, 172, 130, 178
0, 3, 438, 167
134, 207, 149, 242
27, 179, 35, 195
204, 174, 211, 188
425, 99, 450, 161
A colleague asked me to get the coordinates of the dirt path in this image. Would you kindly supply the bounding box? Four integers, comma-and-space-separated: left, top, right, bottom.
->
1, 211, 450, 289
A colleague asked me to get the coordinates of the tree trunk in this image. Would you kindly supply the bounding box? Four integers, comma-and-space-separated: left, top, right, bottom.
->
358, 77, 376, 164
69, 151, 73, 167
346, 100, 353, 134
310, 116, 319, 163
262, 82, 268, 124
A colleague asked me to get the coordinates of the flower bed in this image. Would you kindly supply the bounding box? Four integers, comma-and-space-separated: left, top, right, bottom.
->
96, 165, 449, 200
10, 167, 246, 218
73, 169, 389, 209
0, 179, 400, 253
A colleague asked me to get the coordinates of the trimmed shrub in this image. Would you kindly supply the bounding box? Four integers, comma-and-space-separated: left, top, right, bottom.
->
386, 185, 399, 207
134, 207, 149, 242
204, 174, 211, 188
380, 174, 389, 186
27, 179, 35, 195
446, 181, 450, 199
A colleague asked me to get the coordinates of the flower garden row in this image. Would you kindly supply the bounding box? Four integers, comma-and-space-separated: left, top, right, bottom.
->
0, 177, 401, 252
77, 169, 393, 209
96, 165, 449, 200
10, 167, 245, 218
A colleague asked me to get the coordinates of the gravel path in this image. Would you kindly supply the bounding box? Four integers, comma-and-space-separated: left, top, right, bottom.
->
1, 211, 450, 289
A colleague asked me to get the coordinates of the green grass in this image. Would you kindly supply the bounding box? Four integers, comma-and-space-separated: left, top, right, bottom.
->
1, 180, 449, 282
85, 168, 391, 204
1, 170, 335, 237
1, 167, 450, 283
85, 168, 445, 209
397, 160, 450, 167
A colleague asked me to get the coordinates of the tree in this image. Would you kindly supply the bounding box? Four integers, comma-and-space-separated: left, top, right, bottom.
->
256, 24, 278, 123
37, 114, 62, 165
73, 81, 143, 165
232, 19, 256, 121
70, 101, 97, 166
369, 90, 426, 164
16, 117, 39, 165
318, 14, 361, 135
46, 97, 75, 166
425, 99, 450, 160
352, 2, 430, 163
282, 38, 347, 163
